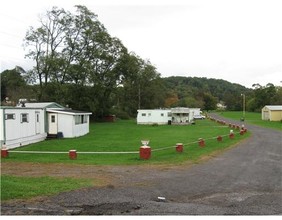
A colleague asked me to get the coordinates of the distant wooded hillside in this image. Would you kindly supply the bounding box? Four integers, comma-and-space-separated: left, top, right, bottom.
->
162, 76, 252, 111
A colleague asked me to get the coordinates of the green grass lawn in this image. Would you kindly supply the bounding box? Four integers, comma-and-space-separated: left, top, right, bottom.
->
1, 175, 93, 201
4, 119, 250, 165
217, 111, 282, 131
1, 119, 250, 201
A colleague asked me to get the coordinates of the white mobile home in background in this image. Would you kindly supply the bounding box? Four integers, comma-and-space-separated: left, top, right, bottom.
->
137, 109, 171, 125
137, 107, 202, 125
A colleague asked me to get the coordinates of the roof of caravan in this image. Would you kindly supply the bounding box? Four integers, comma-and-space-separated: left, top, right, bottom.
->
23, 102, 64, 109
47, 109, 92, 115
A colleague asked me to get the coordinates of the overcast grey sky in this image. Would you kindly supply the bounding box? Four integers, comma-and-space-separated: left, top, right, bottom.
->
1, 0, 281, 88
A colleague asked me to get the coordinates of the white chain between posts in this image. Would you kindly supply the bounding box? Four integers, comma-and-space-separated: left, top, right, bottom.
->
8, 130, 243, 155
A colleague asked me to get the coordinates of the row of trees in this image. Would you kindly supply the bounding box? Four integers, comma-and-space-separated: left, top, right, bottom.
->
1, 5, 281, 118
162, 77, 282, 112
247, 83, 282, 112
2, 66, 281, 118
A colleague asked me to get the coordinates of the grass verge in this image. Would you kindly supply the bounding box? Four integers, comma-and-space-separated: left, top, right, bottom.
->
1, 175, 93, 201
216, 111, 282, 131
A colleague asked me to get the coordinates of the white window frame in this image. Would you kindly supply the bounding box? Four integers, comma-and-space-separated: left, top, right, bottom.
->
21, 113, 29, 123
5, 114, 15, 120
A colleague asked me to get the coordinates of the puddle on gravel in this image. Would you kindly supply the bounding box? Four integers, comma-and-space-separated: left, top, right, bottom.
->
77, 202, 142, 215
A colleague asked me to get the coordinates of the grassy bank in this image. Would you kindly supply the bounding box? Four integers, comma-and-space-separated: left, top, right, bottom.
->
217, 111, 282, 131
1, 175, 93, 201
4, 119, 249, 165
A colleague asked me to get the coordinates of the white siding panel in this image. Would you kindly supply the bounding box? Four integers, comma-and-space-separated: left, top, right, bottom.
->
57, 114, 90, 138
57, 114, 73, 138
2, 108, 46, 149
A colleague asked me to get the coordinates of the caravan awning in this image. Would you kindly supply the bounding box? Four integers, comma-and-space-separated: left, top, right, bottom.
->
47, 109, 92, 115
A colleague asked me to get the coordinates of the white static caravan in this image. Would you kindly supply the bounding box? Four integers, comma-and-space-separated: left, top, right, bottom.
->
137, 107, 201, 125
0, 102, 92, 149
47, 109, 92, 138
0, 106, 47, 149
24, 102, 92, 138
137, 109, 171, 125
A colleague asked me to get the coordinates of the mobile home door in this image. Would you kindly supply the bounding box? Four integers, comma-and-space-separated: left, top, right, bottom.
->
48, 113, 58, 134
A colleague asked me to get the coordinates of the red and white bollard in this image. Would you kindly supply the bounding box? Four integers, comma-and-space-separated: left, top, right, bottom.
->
1, 149, 9, 158
69, 150, 77, 159
176, 143, 183, 153
229, 130, 235, 139
198, 138, 205, 147
139, 146, 151, 160
217, 136, 223, 142
1, 144, 8, 158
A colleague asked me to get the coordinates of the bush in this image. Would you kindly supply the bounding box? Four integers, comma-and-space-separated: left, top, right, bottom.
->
110, 108, 131, 120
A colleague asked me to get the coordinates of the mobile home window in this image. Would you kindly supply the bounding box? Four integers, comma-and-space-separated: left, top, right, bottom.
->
21, 113, 29, 123
161, 113, 164, 117
75, 115, 87, 125
51, 115, 56, 123
83, 115, 88, 123
142, 113, 146, 116
75, 115, 80, 125
5, 114, 15, 120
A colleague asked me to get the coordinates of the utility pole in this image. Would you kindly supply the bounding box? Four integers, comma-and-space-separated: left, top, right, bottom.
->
241, 94, 246, 120
138, 83, 141, 109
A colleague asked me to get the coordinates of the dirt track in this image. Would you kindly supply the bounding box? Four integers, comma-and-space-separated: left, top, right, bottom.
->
1, 114, 282, 215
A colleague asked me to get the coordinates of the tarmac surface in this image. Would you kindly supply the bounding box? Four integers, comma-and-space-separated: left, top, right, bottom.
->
1, 114, 282, 215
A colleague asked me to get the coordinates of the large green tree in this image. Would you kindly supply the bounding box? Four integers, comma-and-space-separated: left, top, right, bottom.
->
24, 5, 128, 117
24, 7, 68, 101
111, 53, 165, 117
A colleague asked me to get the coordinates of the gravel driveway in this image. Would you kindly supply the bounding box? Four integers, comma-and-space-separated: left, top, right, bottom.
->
1, 114, 281, 215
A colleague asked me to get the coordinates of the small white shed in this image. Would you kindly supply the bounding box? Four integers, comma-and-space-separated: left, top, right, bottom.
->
261, 105, 282, 121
